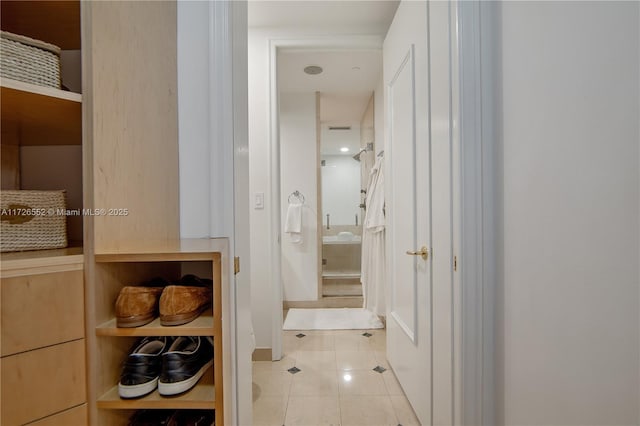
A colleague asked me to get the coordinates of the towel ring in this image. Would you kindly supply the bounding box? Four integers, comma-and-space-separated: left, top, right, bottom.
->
288, 190, 305, 204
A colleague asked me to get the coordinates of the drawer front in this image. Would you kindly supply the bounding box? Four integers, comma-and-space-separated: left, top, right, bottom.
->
1, 269, 84, 356
28, 404, 88, 426
1, 339, 87, 425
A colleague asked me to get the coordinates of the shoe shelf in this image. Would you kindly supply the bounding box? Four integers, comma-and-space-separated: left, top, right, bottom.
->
90, 238, 227, 425
96, 310, 214, 337
97, 367, 215, 410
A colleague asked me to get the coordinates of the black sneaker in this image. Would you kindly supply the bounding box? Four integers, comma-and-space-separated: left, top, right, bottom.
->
119, 336, 172, 398
173, 410, 215, 425
128, 409, 178, 425
158, 336, 214, 396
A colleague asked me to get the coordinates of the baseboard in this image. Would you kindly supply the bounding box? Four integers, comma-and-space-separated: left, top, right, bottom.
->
283, 297, 363, 309
252, 348, 272, 361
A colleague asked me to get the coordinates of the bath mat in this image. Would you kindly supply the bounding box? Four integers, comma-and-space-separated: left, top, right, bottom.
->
283, 308, 383, 330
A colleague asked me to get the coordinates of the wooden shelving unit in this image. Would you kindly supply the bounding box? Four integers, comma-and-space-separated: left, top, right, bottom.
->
2, 2, 219, 425
91, 238, 227, 424
0, 3, 88, 424
1, 0, 84, 241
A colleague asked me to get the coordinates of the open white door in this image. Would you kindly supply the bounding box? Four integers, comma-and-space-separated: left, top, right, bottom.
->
384, 1, 432, 424
385, 1, 458, 424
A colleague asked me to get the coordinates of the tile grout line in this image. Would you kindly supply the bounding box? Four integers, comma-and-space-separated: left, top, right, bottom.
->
335, 344, 343, 426
282, 333, 301, 425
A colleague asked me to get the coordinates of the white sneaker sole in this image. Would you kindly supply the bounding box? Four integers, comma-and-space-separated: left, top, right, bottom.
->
158, 359, 213, 396
118, 377, 158, 398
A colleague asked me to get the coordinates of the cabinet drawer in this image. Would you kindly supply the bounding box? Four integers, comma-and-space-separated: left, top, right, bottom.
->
1, 269, 84, 356
28, 404, 87, 426
1, 339, 86, 425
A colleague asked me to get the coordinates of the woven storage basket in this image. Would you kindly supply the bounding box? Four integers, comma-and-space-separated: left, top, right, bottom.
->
1, 190, 68, 252
0, 31, 61, 89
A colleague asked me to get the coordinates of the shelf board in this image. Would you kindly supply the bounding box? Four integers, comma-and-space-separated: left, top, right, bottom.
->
0, 245, 83, 278
1, 77, 82, 146
95, 238, 229, 263
322, 271, 361, 279
97, 367, 215, 410
1, 1, 81, 50
96, 311, 215, 337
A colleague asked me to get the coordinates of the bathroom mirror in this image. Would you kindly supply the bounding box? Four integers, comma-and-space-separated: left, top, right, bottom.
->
320, 92, 374, 228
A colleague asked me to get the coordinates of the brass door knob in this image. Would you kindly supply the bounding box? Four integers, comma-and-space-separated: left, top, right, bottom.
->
406, 246, 429, 260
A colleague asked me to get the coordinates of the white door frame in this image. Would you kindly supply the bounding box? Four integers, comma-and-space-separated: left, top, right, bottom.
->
259, 2, 497, 423
267, 35, 385, 360
208, 2, 252, 424
455, 1, 498, 424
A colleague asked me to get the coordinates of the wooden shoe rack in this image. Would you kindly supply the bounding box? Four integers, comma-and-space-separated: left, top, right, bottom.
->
89, 239, 228, 425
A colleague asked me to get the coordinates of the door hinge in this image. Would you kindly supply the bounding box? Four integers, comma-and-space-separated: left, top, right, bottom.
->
234, 256, 240, 275
454, 255, 458, 272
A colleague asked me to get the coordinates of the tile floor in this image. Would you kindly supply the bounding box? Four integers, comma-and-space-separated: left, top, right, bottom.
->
252, 329, 421, 426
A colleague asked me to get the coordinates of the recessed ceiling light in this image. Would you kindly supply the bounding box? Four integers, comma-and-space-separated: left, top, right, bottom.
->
304, 65, 323, 75
340, 147, 349, 152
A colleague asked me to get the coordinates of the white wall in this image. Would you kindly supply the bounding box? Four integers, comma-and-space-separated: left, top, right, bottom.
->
280, 92, 319, 301
498, 2, 639, 425
248, 28, 273, 350
177, 1, 212, 238
322, 155, 361, 226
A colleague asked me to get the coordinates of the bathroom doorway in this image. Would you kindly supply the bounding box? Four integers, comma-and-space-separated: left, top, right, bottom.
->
276, 47, 383, 310
320, 94, 373, 302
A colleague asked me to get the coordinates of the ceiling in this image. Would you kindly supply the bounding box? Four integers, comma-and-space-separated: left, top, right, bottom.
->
277, 49, 380, 156
277, 49, 381, 126
248, 1, 399, 34
258, 0, 398, 157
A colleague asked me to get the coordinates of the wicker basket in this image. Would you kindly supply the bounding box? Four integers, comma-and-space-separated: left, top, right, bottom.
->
0, 31, 61, 89
1, 190, 68, 252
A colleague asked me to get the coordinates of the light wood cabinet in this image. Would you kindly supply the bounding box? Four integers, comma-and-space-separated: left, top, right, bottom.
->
0, 252, 87, 425
1, 339, 87, 425
1, 267, 84, 356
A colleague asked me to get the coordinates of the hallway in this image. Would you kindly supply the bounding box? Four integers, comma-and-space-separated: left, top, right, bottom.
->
252, 329, 419, 425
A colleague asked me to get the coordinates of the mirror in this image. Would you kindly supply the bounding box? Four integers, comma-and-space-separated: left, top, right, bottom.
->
320, 93, 374, 228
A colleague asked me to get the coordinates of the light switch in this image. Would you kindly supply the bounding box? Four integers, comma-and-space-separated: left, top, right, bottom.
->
254, 192, 264, 209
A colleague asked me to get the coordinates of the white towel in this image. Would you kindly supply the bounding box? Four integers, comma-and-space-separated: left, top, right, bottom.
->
285, 202, 303, 243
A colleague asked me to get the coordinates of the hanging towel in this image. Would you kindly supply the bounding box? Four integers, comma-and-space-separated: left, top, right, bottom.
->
285, 202, 303, 243
362, 155, 386, 317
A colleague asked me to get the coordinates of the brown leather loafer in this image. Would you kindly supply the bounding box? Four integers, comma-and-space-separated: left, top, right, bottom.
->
159, 274, 212, 326
115, 278, 168, 327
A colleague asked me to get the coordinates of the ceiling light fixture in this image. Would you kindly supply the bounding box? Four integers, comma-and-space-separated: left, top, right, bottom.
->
340, 147, 349, 152
304, 65, 323, 75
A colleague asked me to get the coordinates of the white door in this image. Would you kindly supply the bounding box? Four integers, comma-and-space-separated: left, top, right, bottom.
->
385, 1, 456, 424
384, 1, 432, 424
